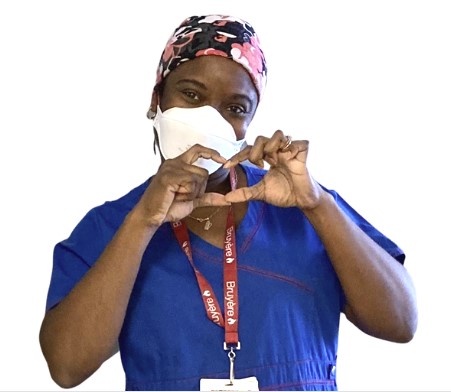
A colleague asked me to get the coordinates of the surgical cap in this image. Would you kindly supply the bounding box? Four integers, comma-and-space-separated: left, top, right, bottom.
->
152, 14, 267, 102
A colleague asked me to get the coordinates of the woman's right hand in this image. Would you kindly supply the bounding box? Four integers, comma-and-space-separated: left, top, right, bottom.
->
134, 144, 230, 227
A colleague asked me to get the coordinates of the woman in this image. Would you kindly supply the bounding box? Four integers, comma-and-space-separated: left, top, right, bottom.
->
39, 15, 417, 391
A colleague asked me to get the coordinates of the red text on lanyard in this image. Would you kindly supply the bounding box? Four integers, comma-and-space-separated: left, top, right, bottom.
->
171, 167, 239, 346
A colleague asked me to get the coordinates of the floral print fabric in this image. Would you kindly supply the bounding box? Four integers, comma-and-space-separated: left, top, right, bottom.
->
153, 15, 267, 100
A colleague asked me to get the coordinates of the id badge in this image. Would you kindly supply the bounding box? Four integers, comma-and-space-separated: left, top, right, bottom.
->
200, 376, 259, 391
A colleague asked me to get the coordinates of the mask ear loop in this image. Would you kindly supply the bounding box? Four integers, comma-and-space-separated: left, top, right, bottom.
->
153, 127, 160, 156
147, 89, 160, 155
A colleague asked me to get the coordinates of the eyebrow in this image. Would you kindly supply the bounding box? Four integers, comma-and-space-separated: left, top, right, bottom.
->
175, 79, 207, 90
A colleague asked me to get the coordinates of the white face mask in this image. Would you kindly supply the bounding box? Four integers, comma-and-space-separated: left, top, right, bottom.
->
153, 105, 246, 174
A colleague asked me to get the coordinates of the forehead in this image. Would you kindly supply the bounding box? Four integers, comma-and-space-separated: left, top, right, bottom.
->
164, 56, 258, 102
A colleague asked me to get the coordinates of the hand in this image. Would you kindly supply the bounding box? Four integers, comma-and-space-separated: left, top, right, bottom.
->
223, 130, 325, 210
135, 145, 231, 227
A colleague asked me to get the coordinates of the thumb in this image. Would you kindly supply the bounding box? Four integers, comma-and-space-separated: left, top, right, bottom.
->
224, 184, 264, 203
194, 192, 231, 208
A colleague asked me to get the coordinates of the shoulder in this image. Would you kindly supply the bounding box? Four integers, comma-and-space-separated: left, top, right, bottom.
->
68, 178, 150, 241
100, 178, 150, 216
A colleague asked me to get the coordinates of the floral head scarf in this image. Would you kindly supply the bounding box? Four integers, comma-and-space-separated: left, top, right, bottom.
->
152, 15, 267, 105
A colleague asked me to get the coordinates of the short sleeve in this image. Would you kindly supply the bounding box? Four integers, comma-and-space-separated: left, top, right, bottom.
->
243, 165, 405, 264
44, 208, 114, 311
326, 188, 406, 264
43, 179, 149, 312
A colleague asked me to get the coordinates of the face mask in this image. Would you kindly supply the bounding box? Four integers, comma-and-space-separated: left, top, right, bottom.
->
153, 105, 246, 174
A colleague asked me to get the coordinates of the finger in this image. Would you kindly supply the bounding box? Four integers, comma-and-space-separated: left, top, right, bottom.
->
244, 131, 291, 167
160, 156, 210, 185
280, 135, 292, 151
287, 140, 310, 162
224, 184, 265, 203
173, 174, 208, 201
245, 135, 270, 167
180, 144, 228, 166
193, 192, 232, 208
266, 138, 309, 166
159, 165, 208, 201
296, 139, 309, 152
161, 157, 210, 179
223, 145, 254, 168
262, 130, 289, 154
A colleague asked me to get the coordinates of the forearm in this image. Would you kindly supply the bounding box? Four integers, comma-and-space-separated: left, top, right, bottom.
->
302, 190, 418, 342
39, 208, 158, 388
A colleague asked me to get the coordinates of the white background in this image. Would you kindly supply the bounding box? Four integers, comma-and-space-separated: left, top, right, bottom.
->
1, 0, 450, 390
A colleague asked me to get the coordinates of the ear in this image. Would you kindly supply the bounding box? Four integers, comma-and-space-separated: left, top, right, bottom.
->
147, 90, 160, 119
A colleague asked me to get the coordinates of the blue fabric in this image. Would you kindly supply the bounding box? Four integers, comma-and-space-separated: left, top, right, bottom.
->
45, 165, 405, 391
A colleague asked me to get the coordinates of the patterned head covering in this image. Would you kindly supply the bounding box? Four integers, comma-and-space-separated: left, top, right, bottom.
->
151, 15, 267, 106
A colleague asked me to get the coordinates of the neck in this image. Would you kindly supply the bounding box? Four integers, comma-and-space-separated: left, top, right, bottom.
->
184, 165, 247, 245
206, 166, 240, 194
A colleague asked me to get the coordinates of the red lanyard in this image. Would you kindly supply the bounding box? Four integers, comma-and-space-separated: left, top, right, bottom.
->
171, 168, 239, 348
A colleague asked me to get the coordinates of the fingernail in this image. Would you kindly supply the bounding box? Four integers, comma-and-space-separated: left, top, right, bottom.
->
223, 161, 231, 168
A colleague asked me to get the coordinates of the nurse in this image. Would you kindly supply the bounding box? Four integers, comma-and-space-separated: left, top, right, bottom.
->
40, 14, 417, 391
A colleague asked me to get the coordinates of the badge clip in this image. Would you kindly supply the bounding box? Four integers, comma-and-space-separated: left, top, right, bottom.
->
223, 341, 241, 350
226, 346, 236, 386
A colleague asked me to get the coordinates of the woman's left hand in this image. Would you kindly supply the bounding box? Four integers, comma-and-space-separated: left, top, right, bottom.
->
224, 130, 324, 210
226, 131, 418, 343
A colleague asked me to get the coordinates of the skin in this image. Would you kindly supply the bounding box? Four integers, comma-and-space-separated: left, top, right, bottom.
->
39, 55, 418, 389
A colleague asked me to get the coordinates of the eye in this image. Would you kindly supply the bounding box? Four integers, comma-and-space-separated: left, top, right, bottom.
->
182, 90, 200, 101
227, 105, 247, 115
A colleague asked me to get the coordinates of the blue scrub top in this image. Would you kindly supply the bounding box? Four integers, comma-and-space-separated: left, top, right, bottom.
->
45, 165, 405, 391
